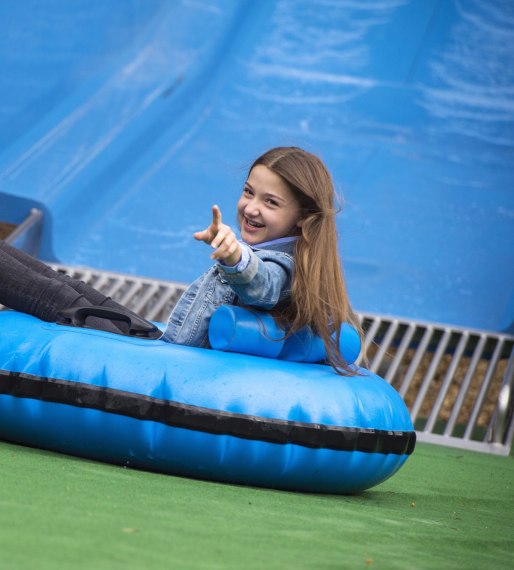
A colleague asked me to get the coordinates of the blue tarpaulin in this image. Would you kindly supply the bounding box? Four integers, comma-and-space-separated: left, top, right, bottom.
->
1, 0, 513, 333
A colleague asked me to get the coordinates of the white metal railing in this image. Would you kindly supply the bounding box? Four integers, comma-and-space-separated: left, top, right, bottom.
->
358, 313, 514, 456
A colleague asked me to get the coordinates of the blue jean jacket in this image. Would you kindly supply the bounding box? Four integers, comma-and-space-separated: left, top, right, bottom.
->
161, 239, 295, 347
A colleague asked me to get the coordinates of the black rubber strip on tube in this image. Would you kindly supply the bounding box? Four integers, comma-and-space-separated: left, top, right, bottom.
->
0, 370, 416, 455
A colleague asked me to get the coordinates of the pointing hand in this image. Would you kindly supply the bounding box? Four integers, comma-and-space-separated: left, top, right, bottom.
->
193, 205, 242, 266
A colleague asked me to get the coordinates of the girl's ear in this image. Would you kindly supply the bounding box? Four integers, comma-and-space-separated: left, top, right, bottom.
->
296, 217, 305, 228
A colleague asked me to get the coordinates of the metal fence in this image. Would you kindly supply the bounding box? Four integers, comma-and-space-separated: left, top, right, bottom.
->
359, 313, 513, 456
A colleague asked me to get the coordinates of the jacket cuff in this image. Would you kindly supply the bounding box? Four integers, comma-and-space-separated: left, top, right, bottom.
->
218, 242, 251, 274
218, 245, 259, 284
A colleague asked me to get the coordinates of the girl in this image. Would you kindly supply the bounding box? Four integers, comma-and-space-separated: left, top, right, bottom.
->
0, 147, 360, 375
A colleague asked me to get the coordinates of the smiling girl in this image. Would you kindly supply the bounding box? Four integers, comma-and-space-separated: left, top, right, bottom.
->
163, 147, 360, 374
0, 147, 360, 375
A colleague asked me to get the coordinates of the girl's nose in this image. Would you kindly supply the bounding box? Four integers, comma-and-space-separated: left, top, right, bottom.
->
245, 199, 260, 216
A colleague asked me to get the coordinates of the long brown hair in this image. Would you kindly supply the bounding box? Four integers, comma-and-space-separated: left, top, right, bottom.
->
249, 147, 362, 375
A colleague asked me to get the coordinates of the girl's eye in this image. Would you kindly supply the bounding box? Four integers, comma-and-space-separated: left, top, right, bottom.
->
243, 187, 253, 196
266, 198, 279, 207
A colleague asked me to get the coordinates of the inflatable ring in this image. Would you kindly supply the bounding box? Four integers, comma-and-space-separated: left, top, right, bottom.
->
0, 310, 415, 493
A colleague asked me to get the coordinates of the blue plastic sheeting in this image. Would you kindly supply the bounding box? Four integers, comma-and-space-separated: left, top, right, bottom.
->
0, 0, 513, 333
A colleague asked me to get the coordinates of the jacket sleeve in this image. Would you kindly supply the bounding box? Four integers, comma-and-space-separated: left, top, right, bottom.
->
217, 244, 294, 309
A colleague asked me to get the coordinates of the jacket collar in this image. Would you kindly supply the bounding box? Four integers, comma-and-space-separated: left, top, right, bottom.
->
245, 236, 298, 255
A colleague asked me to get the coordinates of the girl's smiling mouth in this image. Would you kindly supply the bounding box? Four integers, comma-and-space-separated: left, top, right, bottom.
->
244, 216, 265, 229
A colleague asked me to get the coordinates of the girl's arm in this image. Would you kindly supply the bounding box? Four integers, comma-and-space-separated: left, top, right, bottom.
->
219, 250, 293, 309
194, 206, 293, 309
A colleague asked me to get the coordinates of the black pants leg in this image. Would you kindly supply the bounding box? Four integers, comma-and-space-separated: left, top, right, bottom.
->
0, 240, 159, 337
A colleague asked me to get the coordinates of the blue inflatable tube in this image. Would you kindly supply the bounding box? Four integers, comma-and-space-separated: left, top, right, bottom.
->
0, 311, 415, 493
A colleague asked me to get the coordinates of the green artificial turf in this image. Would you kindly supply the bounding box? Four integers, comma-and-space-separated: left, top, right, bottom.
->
0, 440, 512, 570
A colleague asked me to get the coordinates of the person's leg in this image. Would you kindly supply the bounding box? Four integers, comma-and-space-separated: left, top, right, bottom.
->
0, 245, 121, 331
1, 240, 130, 312
0, 242, 159, 336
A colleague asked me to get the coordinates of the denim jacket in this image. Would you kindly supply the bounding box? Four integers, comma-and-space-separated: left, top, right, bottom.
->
161, 239, 296, 347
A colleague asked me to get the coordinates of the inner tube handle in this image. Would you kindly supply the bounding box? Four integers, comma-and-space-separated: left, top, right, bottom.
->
57, 306, 158, 337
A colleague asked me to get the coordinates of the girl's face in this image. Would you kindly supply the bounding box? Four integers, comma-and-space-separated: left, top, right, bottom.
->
237, 165, 303, 245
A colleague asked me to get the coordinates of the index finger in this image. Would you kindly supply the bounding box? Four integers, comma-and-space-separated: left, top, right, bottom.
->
212, 205, 222, 229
